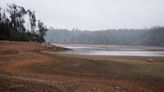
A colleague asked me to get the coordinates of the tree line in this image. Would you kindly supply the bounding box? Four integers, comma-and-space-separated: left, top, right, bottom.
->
46, 27, 164, 46
0, 4, 47, 42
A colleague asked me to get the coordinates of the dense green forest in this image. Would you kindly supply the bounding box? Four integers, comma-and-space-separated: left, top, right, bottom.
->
0, 4, 47, 42
46, 27, 164, 46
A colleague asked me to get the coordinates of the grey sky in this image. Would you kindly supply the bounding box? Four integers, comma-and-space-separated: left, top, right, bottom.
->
1, 0, 164, 30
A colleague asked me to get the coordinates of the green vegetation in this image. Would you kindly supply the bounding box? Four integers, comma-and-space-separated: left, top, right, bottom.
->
0, 4, 47, 42
46, 27, 164, 46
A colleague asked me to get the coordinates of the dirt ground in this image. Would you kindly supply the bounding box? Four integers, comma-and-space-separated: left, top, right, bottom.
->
0, 41, 164, 92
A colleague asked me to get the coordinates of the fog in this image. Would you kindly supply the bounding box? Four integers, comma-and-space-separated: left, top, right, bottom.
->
1, 0, 164, 30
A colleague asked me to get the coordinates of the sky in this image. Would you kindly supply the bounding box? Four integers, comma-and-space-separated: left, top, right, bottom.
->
1, 0, 164, 30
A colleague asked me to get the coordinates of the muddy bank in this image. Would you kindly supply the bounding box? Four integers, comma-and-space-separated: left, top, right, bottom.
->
0, 41, 163, 92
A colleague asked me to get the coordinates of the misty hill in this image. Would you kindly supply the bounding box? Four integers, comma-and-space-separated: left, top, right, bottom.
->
46, 27, 164, 46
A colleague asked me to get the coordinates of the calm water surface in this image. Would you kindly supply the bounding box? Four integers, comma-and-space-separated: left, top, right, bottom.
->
56, 44, 164, 57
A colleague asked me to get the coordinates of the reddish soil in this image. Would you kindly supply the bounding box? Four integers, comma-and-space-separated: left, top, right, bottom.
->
0, 41, 163, 92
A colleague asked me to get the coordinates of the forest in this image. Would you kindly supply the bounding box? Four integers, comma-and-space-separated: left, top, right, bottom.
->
46, 27, 164, 46
0, 4, 47, 42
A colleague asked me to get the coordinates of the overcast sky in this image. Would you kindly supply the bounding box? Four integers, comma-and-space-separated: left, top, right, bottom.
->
1, 0, 164, 30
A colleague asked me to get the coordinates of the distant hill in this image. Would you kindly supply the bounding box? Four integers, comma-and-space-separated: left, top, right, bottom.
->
46, 27, 164, 46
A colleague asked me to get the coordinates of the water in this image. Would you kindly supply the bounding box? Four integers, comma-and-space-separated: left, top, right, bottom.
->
56, 44, 164, 57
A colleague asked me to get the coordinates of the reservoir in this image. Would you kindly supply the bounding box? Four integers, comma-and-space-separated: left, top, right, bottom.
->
55, 44, 164, 57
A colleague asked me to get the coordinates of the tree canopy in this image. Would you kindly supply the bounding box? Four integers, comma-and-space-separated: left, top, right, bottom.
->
0, 4, 48, 42
46, 27, 164, 46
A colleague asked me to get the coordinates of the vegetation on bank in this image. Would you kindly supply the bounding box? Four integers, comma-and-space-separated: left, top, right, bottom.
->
46, 27, 164, 46
0, 4, 47, 42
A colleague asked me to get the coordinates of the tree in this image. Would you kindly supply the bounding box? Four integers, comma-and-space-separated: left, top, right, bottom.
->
28, 10, 36, 34
0, 7, 2, 22
0, 4, 48, 42
37, 20, 48, 42
7, 4, 27, 32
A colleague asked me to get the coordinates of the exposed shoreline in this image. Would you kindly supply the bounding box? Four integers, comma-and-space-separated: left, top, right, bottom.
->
0, 41, 164, 92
